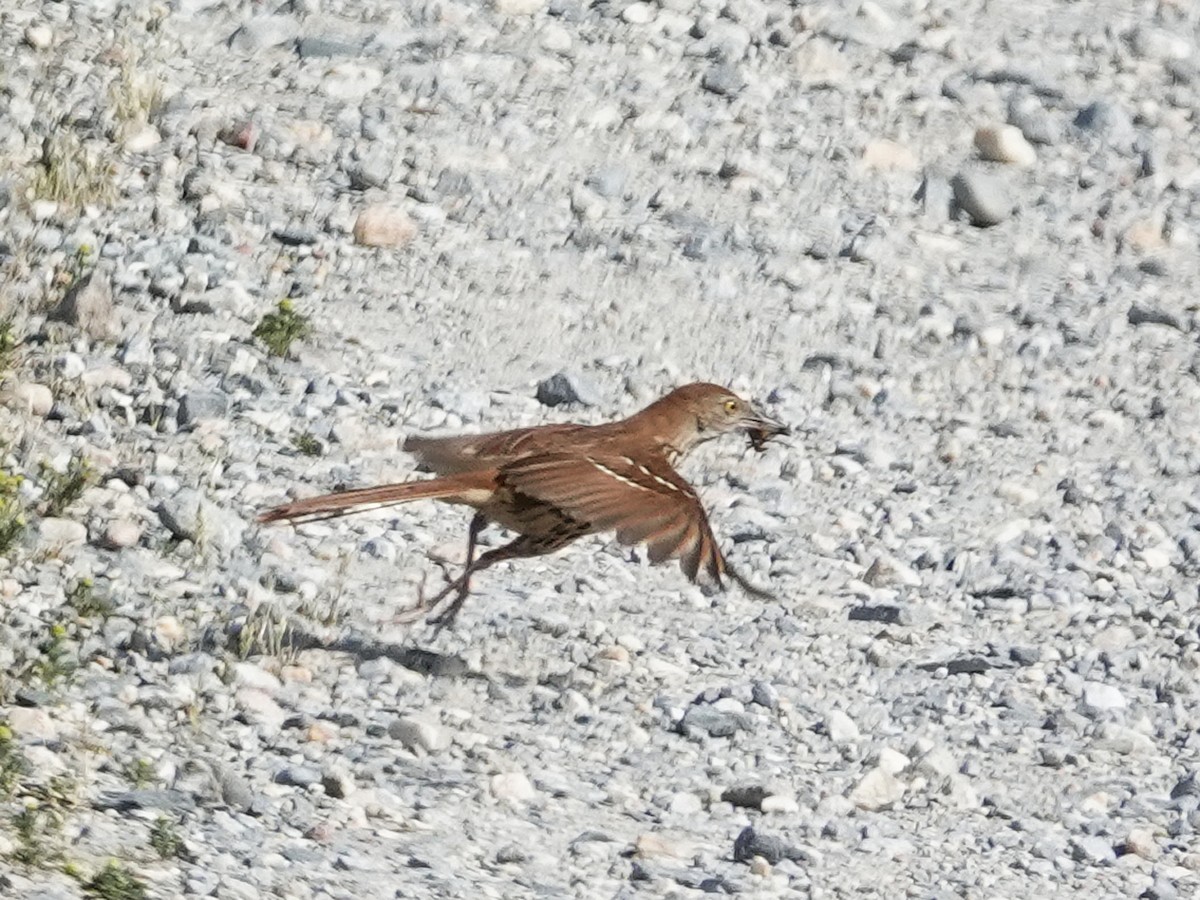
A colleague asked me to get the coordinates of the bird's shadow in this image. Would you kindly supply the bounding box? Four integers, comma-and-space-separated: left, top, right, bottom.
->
288, 623, 471, 678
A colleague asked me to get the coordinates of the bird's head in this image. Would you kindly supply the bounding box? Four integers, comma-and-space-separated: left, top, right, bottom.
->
654, 383, 790, 454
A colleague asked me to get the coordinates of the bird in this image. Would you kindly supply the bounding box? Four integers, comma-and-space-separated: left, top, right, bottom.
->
257, 383, 789, 628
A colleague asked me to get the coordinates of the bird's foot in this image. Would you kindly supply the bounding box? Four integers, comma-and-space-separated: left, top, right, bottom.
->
393, 570, 467, 627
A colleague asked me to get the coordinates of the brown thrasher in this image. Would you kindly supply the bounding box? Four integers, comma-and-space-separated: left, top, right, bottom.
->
258, 383, 788, 627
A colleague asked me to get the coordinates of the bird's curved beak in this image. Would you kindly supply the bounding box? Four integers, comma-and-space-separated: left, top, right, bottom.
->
741, 406, 790, 451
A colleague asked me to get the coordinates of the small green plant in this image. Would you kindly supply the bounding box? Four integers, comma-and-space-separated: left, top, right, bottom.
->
40, 454, 94, 517
0, 470, 25, 555
49, 244, 96, 305
42, 773, 79, 808
67, 578, 113, 618
0, 316, 18, 372
291, 432, 322, 457
29, 131, 116, 209
11, 803, 63, 868
148, 816, 182, 859
29, 623, 77, 687
124, 758, 156, 789
83, 860, 148, 900
236, 603, 299, 663
252, 299, 311, 358
0, 722, 30, 797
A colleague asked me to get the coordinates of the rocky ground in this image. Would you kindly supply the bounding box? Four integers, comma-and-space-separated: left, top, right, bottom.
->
1, 0, 1199, 897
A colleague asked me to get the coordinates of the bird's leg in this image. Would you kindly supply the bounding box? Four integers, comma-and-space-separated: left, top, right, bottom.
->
394, 514, 487, 624
426, 531, 575, 631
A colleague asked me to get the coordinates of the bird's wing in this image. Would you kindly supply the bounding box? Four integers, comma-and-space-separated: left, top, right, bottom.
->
498, 451, 733, 587
403, 424, 590, 474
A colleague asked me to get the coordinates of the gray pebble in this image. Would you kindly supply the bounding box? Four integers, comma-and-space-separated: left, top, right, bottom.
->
677, 704, 754, 738
1070, 835, 1116, 866
274, 765, 322, 788
49, 269, 115, 339
536, 372, 599, 407
701, 64, 744, 96
1073, 100, 1134, 144
951, 170, 1012, 227
158, 489, 208, 541
177, 391, 230, 427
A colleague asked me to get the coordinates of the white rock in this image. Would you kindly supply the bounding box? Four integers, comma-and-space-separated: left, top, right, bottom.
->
24, 24, 53, 49
494, 0, 545, 13
540, 23, 572, 53
863, 555, 921, 587
123, 125, 162, 153
634, 833, 693, 859
939, 774, 980, 809
233, 662, 283, 693
1137, 544, 1173, 569
793, 37, 850, 87
913, 746, 958, 779
389, 716, 451, 754
825, 709, 860, 744
1082, 681, 1127, 714
875, 747, 910, 776
992, 518, 1030, 544
2, 382, 53, 416
849, 767, 905, 811
81, 366, 133, 390
761, 794, 800, 814
353, 206, 417, 248
491, 771, 538, 803
616, 633, 645, 654
996, 481, 1039, 505
668, 792, 703, 815
974, 125, 1037, 166
1124, 827, 1159, 860
323, 63, 383, 101
234, 688, 286, 728
39, 518, 87, 547
99, 519, 141, 549
862, 138, 919, 171
54, 353, 86, 379
7, 707, 58, 740
30, 200, 58, 221
155, 615, 186, 648
621, 2, 654, 24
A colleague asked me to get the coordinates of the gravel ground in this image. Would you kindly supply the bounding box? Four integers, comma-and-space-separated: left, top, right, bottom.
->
1, 0, 1199, 897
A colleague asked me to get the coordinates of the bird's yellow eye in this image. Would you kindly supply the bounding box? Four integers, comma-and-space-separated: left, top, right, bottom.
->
723, 399, 738, 413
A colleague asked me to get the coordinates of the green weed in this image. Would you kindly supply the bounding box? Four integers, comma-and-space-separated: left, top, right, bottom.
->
252, 299, 311, 358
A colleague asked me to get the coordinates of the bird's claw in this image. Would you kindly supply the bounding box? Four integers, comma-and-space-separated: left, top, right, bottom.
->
392, 572, 434, 624
393, 568, 469, 631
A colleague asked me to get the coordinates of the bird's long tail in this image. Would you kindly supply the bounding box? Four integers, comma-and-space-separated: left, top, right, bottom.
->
257, 470, 494, 526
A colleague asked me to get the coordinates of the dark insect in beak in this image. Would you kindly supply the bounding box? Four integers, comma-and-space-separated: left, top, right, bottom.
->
743, 407, 790, 452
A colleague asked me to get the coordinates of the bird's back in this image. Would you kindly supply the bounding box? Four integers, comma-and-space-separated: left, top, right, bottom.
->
403, 383, 722, 474
403, 422, 595, 474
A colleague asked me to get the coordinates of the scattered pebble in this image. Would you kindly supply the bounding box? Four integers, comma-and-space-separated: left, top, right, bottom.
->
24, 23, 53, 49
352, 206, 418, 248
389, 716, 451, 754
974, 124, 1037, 166
0, 4, 1192, 898
490, 771, 538, 803
951, 170, 1012, 226
1, 382, 54, 416
849, 767, 906, 811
